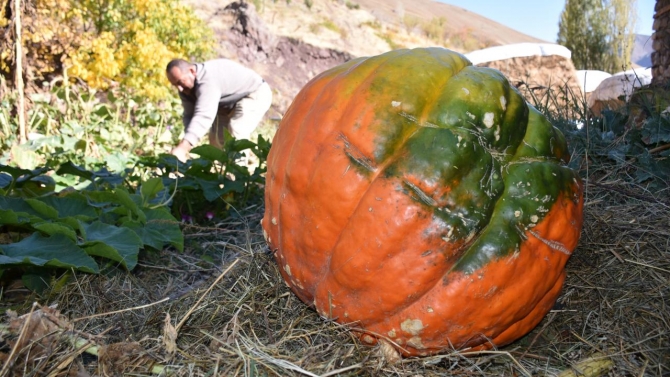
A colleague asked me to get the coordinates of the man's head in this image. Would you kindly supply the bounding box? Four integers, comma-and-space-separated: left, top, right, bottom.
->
166, 59, 196, 95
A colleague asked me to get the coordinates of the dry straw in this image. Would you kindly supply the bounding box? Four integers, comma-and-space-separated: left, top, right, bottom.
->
1, 94, 668, 376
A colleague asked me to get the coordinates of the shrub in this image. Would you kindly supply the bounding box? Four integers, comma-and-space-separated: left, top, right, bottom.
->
345, 1, 359, 10
421, 16, 446, 42
402, 15, 420, 31
0, 83, 183, 172
1, 0, 215, 100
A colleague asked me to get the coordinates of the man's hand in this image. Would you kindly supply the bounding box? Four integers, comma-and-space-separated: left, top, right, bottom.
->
171, 140, 193, 162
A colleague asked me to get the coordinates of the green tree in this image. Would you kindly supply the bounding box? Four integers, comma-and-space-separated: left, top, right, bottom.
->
607, 0, 637, 72
558, 0, 609, 70
0, 0, 215, 100
558, 0, 637, 73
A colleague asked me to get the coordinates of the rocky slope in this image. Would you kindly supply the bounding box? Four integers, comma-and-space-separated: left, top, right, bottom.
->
182, 0, 545, 116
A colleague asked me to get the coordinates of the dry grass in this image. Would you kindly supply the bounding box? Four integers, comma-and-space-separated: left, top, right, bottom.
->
1, 123, 669, 376
1, 176, 667, 376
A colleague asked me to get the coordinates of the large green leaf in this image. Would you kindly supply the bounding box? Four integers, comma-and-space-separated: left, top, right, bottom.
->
140, 177, 164, 205
10, 144, 41, 170
0, 197, 40, 215
55, 163, 126, 187
55, 161, 94, 180
19, 176, 57, 197
183, 159, 216, 179
0, 165, 32, 179
114, 189, 146, 222
85, 190, 121, 208
24, 198, 59, 219
228, 139, 256, 153
56, 217, 84, 233
22, 269, 55, 293
32, 221, 78, 241
191, 144, 226, 163
105, 151, 135, 173
0, 209, 21, 225
0, 208, 36, 226
79, 221, 142, 270
0, 164, 48, 180
0, 233, 99, 273
0, 197, 46, 225
37, 193, 99, 220
0, 172, 12, 188
123, 208, 184, 252
194, 178, 228, 201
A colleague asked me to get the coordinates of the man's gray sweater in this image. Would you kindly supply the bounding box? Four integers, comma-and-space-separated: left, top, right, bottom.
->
180, 59, 264, 146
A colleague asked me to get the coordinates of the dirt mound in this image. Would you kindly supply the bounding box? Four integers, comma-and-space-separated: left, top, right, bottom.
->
475, 55, 584, 116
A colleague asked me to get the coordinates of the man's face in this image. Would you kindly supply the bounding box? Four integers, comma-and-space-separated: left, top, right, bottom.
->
167, 65, 196, 95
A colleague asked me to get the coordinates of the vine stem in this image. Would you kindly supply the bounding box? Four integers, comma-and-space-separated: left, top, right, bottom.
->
649, 143, 670, 154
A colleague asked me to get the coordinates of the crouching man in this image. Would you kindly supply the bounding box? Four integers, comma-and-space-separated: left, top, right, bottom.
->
166, 58, 272, 162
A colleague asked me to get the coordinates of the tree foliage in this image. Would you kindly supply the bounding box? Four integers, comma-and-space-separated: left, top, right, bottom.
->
558, 0, 637, 73
1, 0, 215, 99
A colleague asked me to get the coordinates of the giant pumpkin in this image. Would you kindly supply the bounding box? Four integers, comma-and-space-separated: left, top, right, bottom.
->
261, 48, 584, 357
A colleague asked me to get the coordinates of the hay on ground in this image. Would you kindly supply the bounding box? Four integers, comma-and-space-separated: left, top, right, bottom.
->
1, 171, 669, 376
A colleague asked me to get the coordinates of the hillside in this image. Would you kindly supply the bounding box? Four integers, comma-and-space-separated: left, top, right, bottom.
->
181, 0, 547, 116
352, 0, 546, 45
184, 0, 544, 58
632, 33, 653, 68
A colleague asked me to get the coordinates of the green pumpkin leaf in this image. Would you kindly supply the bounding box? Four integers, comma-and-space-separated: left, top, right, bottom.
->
57, 217, 84, 233
24, 198, 59, 220
55, 162, 95, 180
0, 172, 12, 188
0, 198, 46, 226
19, 176, 57, 197
194, 178, 227, 201
37, 194, 99, 220
229, 139, 256, 152
55, 163, 126, 187
0, 197, 39, 215
112, 189, 146, 223
191, 144, 226, 163
123, 208, 184, 252
9, 144, 41, 170
79, 221, 142, 270
22, 270, 52, 293
0, 233, 99, 273
140, 177, 164, 205
222, 178, 246, 194
0, 164, 33, 180
0, 208, 34, 226
32, 221, 78, 242
85, 190, 121, 208
106, 152, 134, 173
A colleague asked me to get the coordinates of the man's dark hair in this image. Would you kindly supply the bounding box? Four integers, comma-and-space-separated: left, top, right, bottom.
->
166, 59, 192, 72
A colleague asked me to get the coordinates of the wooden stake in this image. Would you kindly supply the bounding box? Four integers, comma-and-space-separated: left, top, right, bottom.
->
14, 0, 26, 144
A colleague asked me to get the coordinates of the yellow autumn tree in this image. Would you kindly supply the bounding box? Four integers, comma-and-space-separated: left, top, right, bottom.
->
1, 0, 215, 99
